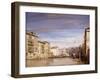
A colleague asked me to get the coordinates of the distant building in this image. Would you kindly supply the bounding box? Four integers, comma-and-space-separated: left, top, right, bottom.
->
62, 48, 70, 57
50, 47, 59, 57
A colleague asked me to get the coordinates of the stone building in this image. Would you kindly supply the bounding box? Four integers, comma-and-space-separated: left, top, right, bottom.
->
84, 27, 90, 63
85, 27, 90, 56
26, 32, 50, 59
38, 41, 50, 59
26, 32, 39, 59
43, 41, 50, 58
81, 27, 90, 63
38, 41, 45, 59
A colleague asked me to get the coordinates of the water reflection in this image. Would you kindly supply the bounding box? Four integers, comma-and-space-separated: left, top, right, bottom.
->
26, 57, 83, 67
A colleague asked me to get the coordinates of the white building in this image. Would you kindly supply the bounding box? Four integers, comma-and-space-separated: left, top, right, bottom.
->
50, 47, 60, 57
61, 48, 70, 57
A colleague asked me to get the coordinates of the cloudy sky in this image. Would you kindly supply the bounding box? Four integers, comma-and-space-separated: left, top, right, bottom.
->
26, 12, 89, 48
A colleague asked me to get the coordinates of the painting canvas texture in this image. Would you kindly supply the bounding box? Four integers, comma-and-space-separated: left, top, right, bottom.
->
25, 12, 90, 67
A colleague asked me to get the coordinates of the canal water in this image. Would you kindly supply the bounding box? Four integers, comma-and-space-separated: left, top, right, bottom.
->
26, 57, 83, 67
